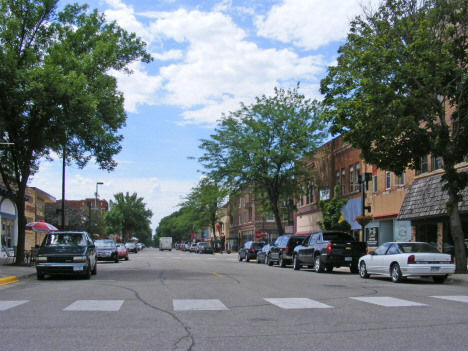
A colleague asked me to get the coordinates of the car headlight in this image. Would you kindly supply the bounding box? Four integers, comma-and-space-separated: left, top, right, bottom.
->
36, 256, 47, 263
73, 256, 87, 262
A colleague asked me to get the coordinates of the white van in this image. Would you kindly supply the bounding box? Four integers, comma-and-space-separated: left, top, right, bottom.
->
159, 237, 172, 251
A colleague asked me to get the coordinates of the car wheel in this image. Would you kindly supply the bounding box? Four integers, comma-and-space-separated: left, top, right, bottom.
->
279, 254, 286, 268
350, 264, 359, 274
256, 256, 261, 264
359, 261, 370, 278
238, 253, 243, 261
293, 255, 301, 270
267, 254, 273, 266
432, 275, 447, 284
114, 254, 119, 263
326, 265, 333, 273
315, 255, 324, 273
391, 263, 403, 283
37, 273, 44, 280
245, 254, 250, 262
125, 256, 129, 261
83, 264, 91, 280
91, 261, 97, 275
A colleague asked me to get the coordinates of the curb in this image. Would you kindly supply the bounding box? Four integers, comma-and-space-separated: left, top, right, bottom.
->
0, 276, 18, 285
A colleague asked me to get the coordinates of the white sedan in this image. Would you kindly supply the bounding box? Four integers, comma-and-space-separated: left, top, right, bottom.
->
359, 242, 455, 283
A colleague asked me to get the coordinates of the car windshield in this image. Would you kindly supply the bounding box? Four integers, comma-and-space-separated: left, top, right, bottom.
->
399, 243, 440, 253
95, 241, 115, 247
251, 243, 264, 249
323, 233, 355, 242
126, 243, 135, 247
116, 245, 125, 249
43, 234, 87, 247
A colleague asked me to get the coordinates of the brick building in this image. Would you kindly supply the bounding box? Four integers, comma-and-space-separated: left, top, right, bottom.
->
25, 187, 56, 248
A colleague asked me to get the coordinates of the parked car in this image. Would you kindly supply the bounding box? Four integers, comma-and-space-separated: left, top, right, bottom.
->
116, 244, 129, 261
256, 244, 271, 264
183, 243, 191, 252
94, 239, 119, 263
359, 242, 455, 283
136, 243, 143, 251
429, 242, 454, 256
238, 241, 265, 262
293, 231, 367, 273
198, 244, 214, 254
125, 242, 138, 253
190, 243, 197, 253
268, 235, 308, 267
196, 242, 208, 253
35, 231, 97, 280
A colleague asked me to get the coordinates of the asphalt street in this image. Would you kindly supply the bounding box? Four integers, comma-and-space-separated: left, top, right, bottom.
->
1, 248, 468, 351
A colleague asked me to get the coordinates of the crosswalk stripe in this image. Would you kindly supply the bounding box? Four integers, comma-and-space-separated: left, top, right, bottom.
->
431, 296, 468, 303
349, 296, 426, 307
63, 300, 124, 311
0, 301, 29, 311
173, 299, 229, 311
264, 298, 333, 309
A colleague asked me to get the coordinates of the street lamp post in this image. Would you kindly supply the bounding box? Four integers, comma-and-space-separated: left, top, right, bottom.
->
94, 182, 104, 234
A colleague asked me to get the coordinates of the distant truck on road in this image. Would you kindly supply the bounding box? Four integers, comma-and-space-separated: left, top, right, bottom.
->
159, 237, 173, 251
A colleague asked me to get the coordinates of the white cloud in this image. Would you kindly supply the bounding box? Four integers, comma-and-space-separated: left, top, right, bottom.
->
152, 50, 184, 61
255, 0, 378, 50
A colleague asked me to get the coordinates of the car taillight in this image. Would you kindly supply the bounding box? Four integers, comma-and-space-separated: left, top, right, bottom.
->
249, 247, 254, 252
407, 255, 415, 264
365, 244, 368, 255
285, 247, 289, 254
326, 243, 332, 255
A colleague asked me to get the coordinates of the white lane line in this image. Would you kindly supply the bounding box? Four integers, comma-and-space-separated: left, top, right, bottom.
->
173, 299, 229, 311
64, 300, 124, 311
172, 257, 181, 259
264, 298, 333, 309
0, 301, 29, 311
431, 296, 468, 303
349, 297, 426, 307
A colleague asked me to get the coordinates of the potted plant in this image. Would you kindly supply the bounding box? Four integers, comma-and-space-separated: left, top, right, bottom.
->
354, 215, 373, 226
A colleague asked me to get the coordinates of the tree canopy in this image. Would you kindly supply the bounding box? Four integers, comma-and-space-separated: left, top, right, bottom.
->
104, 192, 153, 243
317, 186, 352, 232
196, 84, 326, 236
155, 207, 194, 244
320, 0, 468, 272
0, 0, 151, 264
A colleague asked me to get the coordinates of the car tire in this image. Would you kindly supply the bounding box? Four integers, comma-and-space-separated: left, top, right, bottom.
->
256, 256, 261, 264
432, 275, 447, 284
238, 253, 243, 261
315, 255, 324, 273
114, 254, 119, 263
125, 256, 129, 261
91, 261, 97, 275
326, 265, 333, 273
391, 263, 403, 283
37, 273, 44, 280
350, 264, 358, 274
359, 261, 370, 278
279, 254, 286, 268
83, 264, 91, 280
267, 254, 273, 266
245, 254, 250, 262
293, 255, 301, 270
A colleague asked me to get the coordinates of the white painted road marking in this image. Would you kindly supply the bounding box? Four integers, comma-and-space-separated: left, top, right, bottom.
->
173, 299, 229, 311
349, 297, 426, 307
0, 301, 29, 311
264, 298, 333, 309
63, 300, 124, 311
431, 296, 468, 303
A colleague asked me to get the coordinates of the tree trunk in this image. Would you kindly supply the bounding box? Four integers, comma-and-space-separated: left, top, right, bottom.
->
13, 187, 26, 266
447, 186, 467, 273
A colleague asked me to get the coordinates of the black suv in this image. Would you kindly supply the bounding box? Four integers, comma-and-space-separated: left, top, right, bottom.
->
35, 231, 97, 280
268, 235, 307, 267
238, 241, 265, 262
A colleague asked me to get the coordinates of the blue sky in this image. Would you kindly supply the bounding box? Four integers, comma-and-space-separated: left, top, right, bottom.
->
28, 0, 379, 232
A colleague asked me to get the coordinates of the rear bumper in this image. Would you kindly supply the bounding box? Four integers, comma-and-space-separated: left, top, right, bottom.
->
320, 254, 362, 267
402, 264, 455, 277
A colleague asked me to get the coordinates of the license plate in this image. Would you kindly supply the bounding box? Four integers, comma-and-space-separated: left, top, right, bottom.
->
73, 266, 84, 271
431, 267, 440, 272
345, 257, 352, 261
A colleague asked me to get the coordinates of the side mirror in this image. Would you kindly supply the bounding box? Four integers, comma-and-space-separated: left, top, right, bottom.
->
89, 244, 95, 249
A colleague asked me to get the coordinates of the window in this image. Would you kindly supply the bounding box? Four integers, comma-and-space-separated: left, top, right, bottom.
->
248, 208, 252, 222
355, 162, 361, 191
395, 172, 405, 186
238, 215, 241, 225
243, 212, 245, 224
341, 168, 346, 194
335, 171, 340, 194
319, 187, 330, 200
306, 182, 313, 204
385, 171, 391, 190
266, 214, 275, 221
372, 175, 378, 193
432, 155, 443, 171
349, 165, 354, 192
420, 155, 428, 174
239, 198, 242, 208
300, 194, 304, 207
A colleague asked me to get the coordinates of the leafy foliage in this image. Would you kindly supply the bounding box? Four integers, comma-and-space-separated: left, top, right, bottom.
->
196, 84, 326, 236
155, 207, 194, 243
320, 0, 468, 271
316, 186, 351, 232
0, 0, 151, 263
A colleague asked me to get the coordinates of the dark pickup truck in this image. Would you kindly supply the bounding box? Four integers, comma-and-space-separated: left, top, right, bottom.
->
292, 231, 367, 273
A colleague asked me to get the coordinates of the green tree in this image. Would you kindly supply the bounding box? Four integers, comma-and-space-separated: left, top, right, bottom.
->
316, 186, 352, 232
320, 0, 468, 272
156, 207, 194, 244
179, 178, 228, 239
44, 202, 86, 232
196, 85, 326, 236
104, 192, 153, 243
0, 0, 151, 264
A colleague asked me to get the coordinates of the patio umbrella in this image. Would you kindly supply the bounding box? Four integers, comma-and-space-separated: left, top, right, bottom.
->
25, 220, 58, 234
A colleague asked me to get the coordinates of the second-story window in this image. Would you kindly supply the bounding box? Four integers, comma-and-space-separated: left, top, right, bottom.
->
266, 214, 274, 221
341, 168, 346, 194
249, 208, 252, 222
335, 171, 340, 194
349, 165, 354, 192
395, 172, 405, 186
421, 155, 428, 174
432, 155, 443, 171
355, 163, 361, 192
385, 171, 391, 190
372, 175, 378, 193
